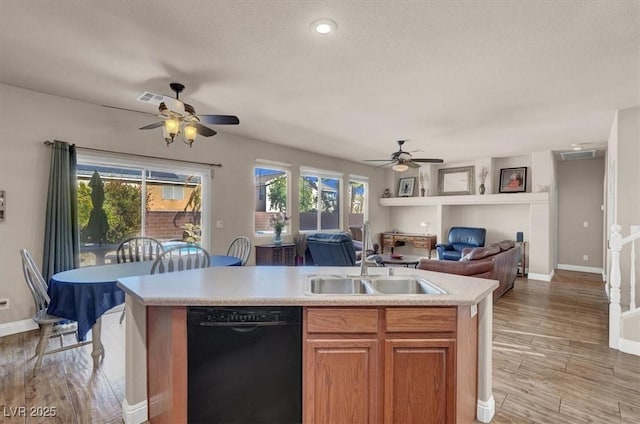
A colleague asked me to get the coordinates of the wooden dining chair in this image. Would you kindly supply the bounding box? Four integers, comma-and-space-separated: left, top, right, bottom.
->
150, 245, 211, 274
116, 236, 165, 323
226, 236, 251, 265
20, 249, 91, 375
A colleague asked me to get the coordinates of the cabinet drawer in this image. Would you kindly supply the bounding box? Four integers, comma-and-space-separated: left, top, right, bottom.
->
306, 308, 379, 333
412, 241, 432, 249
385, 308, 456, 332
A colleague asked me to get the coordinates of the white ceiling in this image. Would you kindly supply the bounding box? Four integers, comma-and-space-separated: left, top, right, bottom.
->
1, 1, 638, 165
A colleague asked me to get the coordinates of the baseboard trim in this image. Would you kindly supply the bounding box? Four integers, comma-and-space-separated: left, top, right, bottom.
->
476, 395, 495, 423
619, 338, 640, 356
0, 319, 38, 338
527, 271, 554, 282
122, 398, 147, 424
558, 264, 603, 274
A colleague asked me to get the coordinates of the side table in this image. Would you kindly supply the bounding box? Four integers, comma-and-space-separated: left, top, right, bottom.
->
255, 243, 296, 266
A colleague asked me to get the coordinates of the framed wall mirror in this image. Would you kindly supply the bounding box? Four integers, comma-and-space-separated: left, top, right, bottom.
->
437, 166, 475, 196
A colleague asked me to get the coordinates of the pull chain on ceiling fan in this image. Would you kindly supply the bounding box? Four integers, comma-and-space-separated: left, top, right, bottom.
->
365, 140, 443, 171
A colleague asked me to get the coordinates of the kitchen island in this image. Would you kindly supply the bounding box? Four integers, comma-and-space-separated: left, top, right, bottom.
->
117, 266, 498, 424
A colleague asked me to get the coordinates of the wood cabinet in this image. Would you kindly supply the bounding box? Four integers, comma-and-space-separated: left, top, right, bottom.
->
255, 243, 295, 265
303, 308, 380, 424
304, 306, 477, 424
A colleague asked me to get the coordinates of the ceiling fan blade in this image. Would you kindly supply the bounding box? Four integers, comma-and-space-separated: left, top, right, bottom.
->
102, 104, 157, 116
407, 161, 420, 169
195, 123, 217, 137
375, 161, 396, 168
139, 122, 165, 130
364, 159, 394, 162
412, 158, 445, 164
199, 115, 240, 125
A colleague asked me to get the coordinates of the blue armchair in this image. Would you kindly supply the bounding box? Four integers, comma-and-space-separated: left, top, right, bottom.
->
306, 233, 356, 266
436, 227, 487, 261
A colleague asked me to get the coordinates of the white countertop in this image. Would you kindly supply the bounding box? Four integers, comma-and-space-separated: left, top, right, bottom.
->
116, 266, 498, 307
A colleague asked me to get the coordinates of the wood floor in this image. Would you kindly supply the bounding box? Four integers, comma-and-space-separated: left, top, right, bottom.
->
492, 270, 640, 423
1, 271, 639, 423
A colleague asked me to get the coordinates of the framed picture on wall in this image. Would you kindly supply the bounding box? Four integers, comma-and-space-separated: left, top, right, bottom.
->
398, 177, 415, 197
499, 167, 527, 193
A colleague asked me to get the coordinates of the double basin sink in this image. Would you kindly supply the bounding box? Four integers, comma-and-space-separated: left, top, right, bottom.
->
307, 275, 447, 296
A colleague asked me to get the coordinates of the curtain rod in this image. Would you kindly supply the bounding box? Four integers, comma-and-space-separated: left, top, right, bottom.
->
43, 141, 222, 168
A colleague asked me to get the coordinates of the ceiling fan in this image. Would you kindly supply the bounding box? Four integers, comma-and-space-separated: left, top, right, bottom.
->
103, 82, 239, 147
365, 140, 444, 171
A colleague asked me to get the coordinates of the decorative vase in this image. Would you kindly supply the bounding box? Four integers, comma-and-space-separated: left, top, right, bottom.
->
420, 187, 425, 197
273, 229, 283, 245
479, 184, 486, 195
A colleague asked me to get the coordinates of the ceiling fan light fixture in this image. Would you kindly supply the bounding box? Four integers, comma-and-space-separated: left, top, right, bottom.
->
183, 123, 197, 147
392, 163, 409, 172
311, 18, 337, 35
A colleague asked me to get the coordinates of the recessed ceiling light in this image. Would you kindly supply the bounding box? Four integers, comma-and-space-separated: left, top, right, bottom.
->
310, 18, 337, 35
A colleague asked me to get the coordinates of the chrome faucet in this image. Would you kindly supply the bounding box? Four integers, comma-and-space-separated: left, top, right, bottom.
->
360, 221, 371, 277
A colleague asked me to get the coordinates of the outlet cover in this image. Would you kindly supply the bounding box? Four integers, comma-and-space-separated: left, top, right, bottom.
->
583, 255, 589, 261
216, 220, 224, 228
583, 221, 589, 228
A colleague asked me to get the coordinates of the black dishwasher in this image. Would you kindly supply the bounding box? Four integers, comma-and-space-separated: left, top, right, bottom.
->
187, 306, 302, 424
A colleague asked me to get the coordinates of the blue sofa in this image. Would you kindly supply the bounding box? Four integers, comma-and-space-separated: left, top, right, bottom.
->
436, 227, 487, 261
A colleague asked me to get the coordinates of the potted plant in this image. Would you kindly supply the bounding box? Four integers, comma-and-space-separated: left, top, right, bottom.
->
269, 212, 290, 245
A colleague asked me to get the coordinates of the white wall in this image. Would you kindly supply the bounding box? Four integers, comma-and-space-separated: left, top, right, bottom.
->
611, 106, 640, 307
0, 84, 389, 324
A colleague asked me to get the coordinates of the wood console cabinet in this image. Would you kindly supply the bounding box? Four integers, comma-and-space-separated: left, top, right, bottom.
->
303, 306, 477, 423
255, 243, 295, 266
380, 232, 437, 257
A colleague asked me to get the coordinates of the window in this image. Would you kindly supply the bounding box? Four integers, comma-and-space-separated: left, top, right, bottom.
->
162, 185, 184, 200
299, 168, 342, 231
348, 176, 368, 229
254, 165, 289, 234
76, 153, 209, 266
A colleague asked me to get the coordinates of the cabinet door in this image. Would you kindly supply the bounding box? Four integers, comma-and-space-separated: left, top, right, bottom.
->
384, 338, 456, 424
304, 339, 379, 424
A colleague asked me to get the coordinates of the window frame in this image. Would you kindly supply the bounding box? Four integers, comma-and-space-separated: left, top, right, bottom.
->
76, 150, 211, 249
299, 167, 344, 233
254, 161, 291, 238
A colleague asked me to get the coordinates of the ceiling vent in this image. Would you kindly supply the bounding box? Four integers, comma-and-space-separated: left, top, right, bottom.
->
560, 150, 597, 160
136, 91, 164, 105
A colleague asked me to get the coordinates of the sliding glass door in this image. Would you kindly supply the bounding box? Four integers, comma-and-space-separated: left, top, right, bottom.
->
76, 154, 209, 266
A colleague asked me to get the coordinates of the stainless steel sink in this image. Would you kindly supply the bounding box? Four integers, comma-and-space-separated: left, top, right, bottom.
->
306, 275, 447, 295
308, 276, 373, 294
367, 277, 447, 295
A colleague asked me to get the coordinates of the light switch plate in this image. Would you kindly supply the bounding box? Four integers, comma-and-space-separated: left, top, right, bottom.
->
216, 220, 224, 228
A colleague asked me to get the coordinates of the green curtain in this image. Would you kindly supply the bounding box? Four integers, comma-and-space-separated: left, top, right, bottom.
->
42, 140, 79, 282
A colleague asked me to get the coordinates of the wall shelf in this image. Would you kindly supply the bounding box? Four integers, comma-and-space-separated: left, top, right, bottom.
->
379, 192, 549, 207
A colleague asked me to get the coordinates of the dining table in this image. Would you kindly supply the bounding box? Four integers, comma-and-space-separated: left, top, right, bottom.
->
47, 255, 242, 368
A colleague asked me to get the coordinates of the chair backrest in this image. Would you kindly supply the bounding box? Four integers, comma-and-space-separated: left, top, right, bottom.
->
226, 236, 251, 266
306, 233, 356, 266
150, 245, 211, 274
349, 226, 363, 241
448, 227, 487, 250
116, 236, 165, 263
20, 249, 51, 312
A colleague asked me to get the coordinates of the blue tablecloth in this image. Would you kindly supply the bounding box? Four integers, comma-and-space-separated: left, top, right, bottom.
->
48, 255, 241, 340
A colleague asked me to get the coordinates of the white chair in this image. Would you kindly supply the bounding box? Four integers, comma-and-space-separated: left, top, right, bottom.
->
116, 236, 164, 263
226, 236, 251, 265
151, 245, 211, 274
20, 249, 91, 375
116, 236, 165, 323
